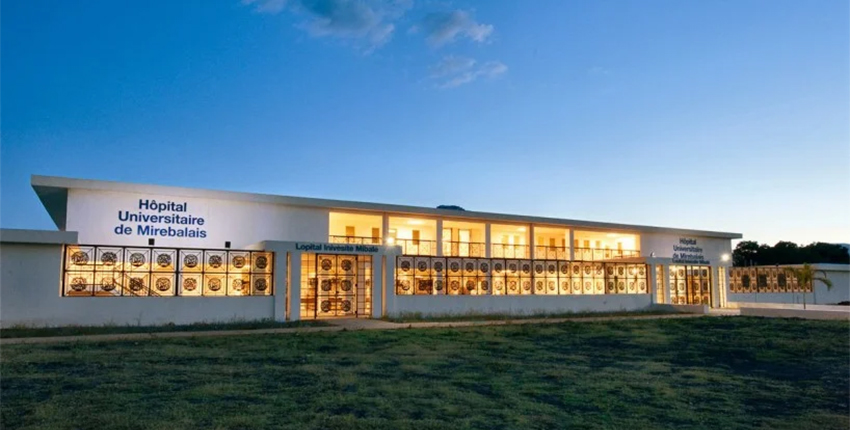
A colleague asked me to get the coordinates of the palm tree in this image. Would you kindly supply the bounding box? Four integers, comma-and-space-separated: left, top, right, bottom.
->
784, 263, 833, 309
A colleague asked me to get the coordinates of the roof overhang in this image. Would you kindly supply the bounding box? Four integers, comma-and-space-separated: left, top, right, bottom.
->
30, 174, 744, 240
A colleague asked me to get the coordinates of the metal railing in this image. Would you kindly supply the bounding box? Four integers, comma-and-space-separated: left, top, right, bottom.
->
442, 241, 486, 257
394, 239, 438, 256
491, 244, 530, 259
62, 245, 274, 297
533, 246, 569, 260
573, 248, 640, 261
329, 235, 382, 245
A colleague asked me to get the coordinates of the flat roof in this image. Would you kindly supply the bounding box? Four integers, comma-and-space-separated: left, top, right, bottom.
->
31, 174, 743, 239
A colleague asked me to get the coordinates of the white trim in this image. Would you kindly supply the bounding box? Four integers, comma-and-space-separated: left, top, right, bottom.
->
0, 228, 78, 245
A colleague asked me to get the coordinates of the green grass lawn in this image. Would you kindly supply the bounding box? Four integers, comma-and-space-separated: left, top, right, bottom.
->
2, 317, 848, 430
0, 319, 328, 339
384, 308, 678, 323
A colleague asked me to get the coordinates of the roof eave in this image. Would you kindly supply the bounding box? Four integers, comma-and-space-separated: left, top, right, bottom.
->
29, 175, 743, 239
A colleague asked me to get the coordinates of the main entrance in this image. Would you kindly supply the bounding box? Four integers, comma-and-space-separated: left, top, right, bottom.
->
301, 254, 372, 319
669, 265, 712, 306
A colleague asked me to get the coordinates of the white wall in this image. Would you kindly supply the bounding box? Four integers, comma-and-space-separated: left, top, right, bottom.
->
386, 293, 653, 317
0, 241, 275, 328
66, 189, 329, 249
641, 233, 732, 264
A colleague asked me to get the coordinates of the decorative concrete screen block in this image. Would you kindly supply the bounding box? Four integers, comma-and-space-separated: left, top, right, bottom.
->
394, 256, 651, 298
62, 244, 273, 297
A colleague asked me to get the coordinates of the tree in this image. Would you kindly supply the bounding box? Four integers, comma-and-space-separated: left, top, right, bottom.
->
732, 241, 850, 266
733, 241, 760, 266
784, 263, 833, 309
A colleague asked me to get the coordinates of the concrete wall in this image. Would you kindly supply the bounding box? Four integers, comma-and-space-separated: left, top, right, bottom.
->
727, 264, 850, 306
386, 293, 653, 317
1, 232, 276, 328
67, 189, 330, 249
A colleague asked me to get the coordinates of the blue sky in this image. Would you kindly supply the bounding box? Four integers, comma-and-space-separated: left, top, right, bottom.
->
2, 0, 848, 245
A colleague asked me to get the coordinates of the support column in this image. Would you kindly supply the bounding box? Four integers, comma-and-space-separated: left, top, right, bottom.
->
649, 262, 659, 304
273, 251, 288, 321
568, 229, 575, 261
382, 214, 390, 244
384, 253, 396, 316
371, 255, 382, 318
711, 265, 723, 308
436, 219, 444, 257
289, 253, 302, 321
528, 225, 535, 260
485, 223, 491, 258
663, 264, 671, 305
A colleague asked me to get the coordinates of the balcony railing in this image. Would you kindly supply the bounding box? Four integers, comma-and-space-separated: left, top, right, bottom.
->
491, 244, 530, 259
329, 235, 382, 245
533, 246, 569, 260
395, 239, 438, 256
574, 248, 640, 261
441, 241, 486, 257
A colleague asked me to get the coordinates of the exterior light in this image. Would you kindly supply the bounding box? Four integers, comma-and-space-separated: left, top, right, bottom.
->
721, 253, 730, 262
517, 227, 526, 232
407, 219, 424, 225
386, 237, 395, 245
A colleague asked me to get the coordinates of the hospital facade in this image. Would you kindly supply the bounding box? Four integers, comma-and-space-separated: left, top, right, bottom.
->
0, 175, 842, 327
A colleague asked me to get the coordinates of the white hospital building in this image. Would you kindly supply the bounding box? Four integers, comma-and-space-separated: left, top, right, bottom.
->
0, 175, 846, 327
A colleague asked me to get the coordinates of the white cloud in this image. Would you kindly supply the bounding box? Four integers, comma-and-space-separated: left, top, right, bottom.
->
429, 56, 507, 89
429, 55, 476, 78
421, 10, 493, 47
244, 0, 413, 49
243, 0, 288, 14
587, 66, 611, 76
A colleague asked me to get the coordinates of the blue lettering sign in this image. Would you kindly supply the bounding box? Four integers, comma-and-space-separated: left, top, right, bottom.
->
113, 198, 207, 239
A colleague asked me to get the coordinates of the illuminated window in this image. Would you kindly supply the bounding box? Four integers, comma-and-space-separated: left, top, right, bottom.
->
62, 245, 273, 297
668, 265, 711, 305
655, 265, 665, 303
396, 256, 649, 297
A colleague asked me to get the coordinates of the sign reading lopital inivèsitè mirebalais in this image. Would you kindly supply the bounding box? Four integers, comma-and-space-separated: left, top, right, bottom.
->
114, 199, 208, 238
295, 243, 381, 253
672, 238, 709, 265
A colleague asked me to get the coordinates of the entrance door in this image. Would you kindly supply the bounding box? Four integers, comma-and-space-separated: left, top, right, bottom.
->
669, 265, 712, 306
310, 254, 372, 319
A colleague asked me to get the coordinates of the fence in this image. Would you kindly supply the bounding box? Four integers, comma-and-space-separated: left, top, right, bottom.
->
728, 266, 808, 293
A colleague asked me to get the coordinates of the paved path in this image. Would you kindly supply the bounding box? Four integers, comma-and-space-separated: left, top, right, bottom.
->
1, 313, 710, 345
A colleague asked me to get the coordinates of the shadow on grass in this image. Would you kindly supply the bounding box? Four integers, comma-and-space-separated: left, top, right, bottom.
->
383, 308, 680, 323
0, 318, 328, 338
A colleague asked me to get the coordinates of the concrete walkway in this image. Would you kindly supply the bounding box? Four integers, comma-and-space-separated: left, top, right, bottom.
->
1, 313, 705, 346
